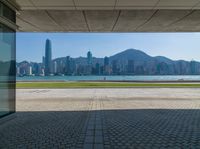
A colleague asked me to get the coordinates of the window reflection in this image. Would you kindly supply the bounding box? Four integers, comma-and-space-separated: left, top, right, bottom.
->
0, 23, 16, 117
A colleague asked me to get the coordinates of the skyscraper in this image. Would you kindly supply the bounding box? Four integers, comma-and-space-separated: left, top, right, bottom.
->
87, 51, 92, 65
104, 56, 109, 66
190, 60, 197, 75
45, 39, 52, 76
65, 56, 71, 74
27, 66, 32, 76
53, 61, 57, 74
42, 56, 45, 66
112, 60, 118, 74
127, 60, 134, 74
95, 63, 100, 75
104, 56, 110, 75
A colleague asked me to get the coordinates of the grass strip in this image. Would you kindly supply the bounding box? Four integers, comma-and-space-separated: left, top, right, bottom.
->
16, 82, 200, 88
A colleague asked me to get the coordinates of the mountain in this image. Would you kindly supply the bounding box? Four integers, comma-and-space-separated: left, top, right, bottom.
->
154, 56, 173, 64
110, 49, 153, 62
110, 49, 174, 64
109, 49, 200, 75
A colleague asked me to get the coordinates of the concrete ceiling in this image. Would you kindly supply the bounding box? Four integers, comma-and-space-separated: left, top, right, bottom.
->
14, 0, 200, 32
15, 0, 200, 10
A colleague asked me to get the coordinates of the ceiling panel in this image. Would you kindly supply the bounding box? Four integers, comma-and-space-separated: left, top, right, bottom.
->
155, 6, 196, 9
18, 10, 63, 31
47, 10, 88, 31
138, 10, 191, 31
77, 7, 114, 10
17, 16, 40, 32
157, 0, 200, 7
31, 0, 74, 6
29, 6, 75, 10
113, 10, 155, 31
85, 10, 119, 31
16, 0, 33, 6
115, 6, 154, 10
15, 0, 200, 10
192, 2, 200, 9
166, 10, 200, 31
16, 0, 75, 10
74, 0, 115, 6
16, 10, 200, 32
116, 0, 158, 7
15, 0, 35, 9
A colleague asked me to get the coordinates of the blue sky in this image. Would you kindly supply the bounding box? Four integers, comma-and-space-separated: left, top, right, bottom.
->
16, 33, 200, 62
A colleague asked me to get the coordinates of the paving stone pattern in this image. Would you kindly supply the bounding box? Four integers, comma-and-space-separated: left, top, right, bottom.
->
1, 89, 200, 149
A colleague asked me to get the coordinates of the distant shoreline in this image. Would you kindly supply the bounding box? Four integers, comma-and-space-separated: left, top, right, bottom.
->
16, 75, 200, 83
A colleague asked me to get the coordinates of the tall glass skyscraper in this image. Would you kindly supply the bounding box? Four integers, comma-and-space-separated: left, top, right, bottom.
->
104, 56, 109, 66
87, 51, 92, 65
45, 39, 52, 76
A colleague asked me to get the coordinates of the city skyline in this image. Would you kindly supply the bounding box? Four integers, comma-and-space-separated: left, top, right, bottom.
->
16, 39, 200, 77
16, 33, 200, 63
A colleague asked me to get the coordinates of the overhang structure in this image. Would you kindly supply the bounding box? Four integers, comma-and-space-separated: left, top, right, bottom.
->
9, 0, 200, 32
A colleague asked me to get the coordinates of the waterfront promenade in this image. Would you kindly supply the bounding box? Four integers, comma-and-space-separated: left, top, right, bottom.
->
0, 88, 200, 148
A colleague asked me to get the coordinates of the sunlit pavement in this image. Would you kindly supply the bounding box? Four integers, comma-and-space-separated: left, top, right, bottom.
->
0, 88, 200, 149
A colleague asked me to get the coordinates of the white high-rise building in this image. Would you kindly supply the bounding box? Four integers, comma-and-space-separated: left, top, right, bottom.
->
53, 61, 57, 74
27, 66, 32, 76
41, 68, 45, 76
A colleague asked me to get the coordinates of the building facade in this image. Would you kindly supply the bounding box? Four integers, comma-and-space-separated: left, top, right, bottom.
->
87, 51, 92, 65
45, 39, 52, 76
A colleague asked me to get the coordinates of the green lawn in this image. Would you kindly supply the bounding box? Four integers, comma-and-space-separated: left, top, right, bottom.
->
16, 82, 200, 88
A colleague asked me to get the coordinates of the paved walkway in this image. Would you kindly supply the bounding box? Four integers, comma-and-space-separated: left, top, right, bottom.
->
0, 89, 200, 149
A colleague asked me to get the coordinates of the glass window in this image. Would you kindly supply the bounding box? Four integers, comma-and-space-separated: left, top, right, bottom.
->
0, 22, 16, 117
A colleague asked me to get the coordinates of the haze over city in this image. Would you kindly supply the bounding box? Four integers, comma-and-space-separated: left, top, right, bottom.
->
17, 33, 200, 63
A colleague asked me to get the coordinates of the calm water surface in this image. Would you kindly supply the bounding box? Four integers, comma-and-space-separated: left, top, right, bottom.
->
16, 75, 200, 81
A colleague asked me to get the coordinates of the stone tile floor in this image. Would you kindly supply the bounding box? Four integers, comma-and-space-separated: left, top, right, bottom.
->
0, 89, 200, 149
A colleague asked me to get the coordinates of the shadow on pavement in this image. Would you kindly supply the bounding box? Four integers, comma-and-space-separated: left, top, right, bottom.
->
0, 109, 200, 149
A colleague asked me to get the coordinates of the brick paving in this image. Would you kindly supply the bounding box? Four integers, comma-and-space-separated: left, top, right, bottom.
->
0, 89, 200, 149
